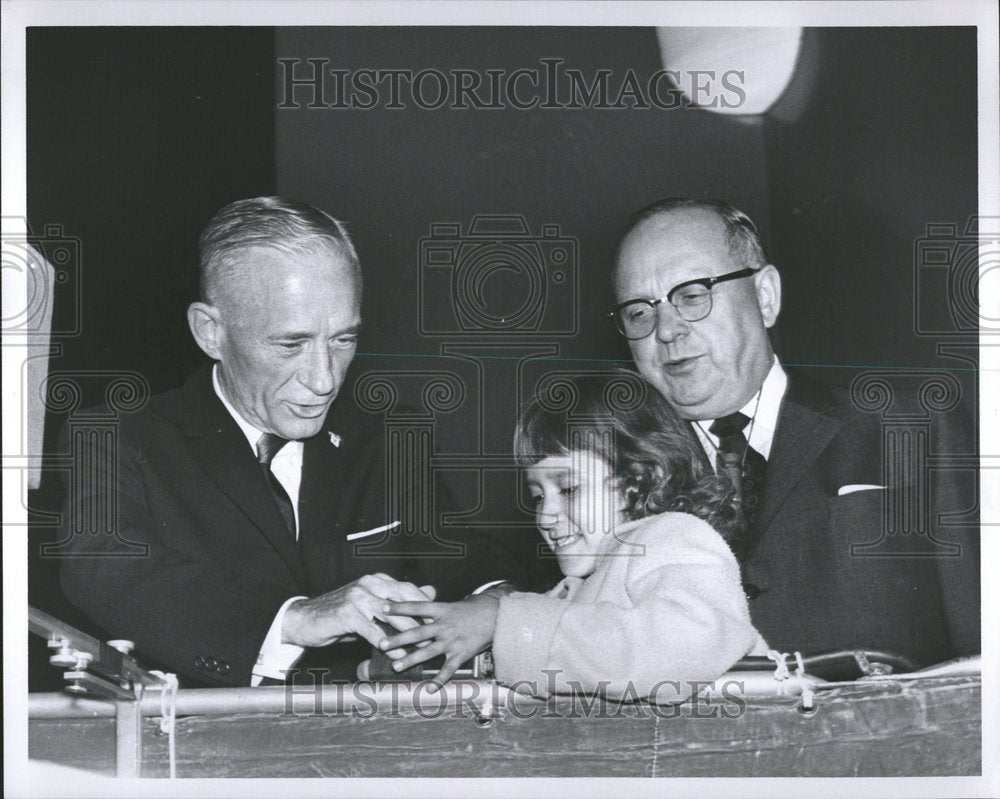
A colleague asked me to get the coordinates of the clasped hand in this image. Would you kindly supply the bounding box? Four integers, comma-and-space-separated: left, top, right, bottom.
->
375, 593, 501, 690
281, 572, 436, 658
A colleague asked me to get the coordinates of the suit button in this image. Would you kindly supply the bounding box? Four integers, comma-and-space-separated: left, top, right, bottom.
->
205, 657, 218, 671
217, 661, 231, 675
194, 655, 205, 670
743, 583, 761, 600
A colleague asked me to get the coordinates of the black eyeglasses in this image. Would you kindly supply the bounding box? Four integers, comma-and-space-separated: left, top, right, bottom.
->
607, 268, 757, 340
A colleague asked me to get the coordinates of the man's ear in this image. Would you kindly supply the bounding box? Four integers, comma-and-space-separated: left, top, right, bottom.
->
187, 301, 225, 360
753, 264, 782, 328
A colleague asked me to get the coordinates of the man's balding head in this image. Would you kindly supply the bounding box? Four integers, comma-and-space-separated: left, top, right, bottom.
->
612, 198, 766, 287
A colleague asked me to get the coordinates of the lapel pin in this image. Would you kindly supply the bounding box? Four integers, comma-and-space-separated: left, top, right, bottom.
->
328, 431, 342, 448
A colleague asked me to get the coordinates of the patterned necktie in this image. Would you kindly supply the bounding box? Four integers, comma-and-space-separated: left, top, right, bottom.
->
256, 433, 296, 540
709, 412, 767, 556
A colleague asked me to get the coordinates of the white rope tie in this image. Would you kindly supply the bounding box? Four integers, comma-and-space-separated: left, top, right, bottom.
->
478, 690, 494, 719
150, 671, 179, 778
766, 650, 815, 711
766, 649, 791, 687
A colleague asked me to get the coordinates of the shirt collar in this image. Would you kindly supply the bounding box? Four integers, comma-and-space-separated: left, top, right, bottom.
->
211, 365, 302, 461
737, 355, 786, 460
691, 355, 787, 461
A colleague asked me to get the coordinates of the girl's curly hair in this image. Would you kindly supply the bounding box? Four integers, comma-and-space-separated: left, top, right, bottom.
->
514, 371, 744, 542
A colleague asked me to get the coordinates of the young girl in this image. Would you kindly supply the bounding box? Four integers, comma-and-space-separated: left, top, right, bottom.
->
380, 373, 767, 701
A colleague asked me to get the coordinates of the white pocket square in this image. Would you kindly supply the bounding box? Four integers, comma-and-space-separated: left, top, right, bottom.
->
837, 484, 886, 496
345, 521, 400, 541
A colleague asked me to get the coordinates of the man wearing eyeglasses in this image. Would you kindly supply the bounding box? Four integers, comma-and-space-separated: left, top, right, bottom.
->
610, 198, 979, 666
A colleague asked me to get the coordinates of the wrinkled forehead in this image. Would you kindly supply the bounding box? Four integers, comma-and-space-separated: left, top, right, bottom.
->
216, 247, 360, 332
230, 243, 358, 295
614, 209, 734, 298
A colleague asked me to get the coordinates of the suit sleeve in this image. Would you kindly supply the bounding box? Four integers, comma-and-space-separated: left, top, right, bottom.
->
492, 517, 762, 701
58, 421, 293, 687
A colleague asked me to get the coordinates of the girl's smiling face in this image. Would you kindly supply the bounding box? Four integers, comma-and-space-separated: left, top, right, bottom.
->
525, 451, 627, 579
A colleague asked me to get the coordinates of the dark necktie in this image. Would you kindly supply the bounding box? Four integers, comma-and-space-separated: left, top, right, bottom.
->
256, 433, 297, 540
709, 412, 767, 555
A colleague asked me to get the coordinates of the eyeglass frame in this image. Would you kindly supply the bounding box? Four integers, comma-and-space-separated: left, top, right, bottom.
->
606, 267, 758, 340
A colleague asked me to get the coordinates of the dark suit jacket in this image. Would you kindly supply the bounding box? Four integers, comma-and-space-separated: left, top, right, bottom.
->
60, 365, 507, 686
738, 372, 980, 665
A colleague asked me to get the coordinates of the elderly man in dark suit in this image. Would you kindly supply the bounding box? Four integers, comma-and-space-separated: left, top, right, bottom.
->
60, 197, 505, 687
608, 198, 979, 665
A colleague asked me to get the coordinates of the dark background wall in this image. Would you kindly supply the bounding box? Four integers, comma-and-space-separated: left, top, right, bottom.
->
26, 26, 977, 689
765, 28, 978, 383
27, 27, 277, 398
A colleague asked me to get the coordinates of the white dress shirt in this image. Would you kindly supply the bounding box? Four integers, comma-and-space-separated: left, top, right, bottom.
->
691, 356, 788, 467
212, 366, 305, 683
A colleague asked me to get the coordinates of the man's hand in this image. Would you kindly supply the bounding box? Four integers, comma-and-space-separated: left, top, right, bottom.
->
378, 593, 501, 690
281, 573, 435, 656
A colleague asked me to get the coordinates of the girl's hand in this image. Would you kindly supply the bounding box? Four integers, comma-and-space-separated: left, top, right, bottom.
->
379, 593, 501, 691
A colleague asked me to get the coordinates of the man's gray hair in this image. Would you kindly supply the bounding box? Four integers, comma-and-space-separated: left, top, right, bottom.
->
198, 196, 360, 305
616, 197, 768, 279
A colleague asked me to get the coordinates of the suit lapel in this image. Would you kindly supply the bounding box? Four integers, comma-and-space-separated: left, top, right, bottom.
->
298, 402, 406, 594
181, 367, 307, 588
745, 375, 842, 558
298, 426, 353, 592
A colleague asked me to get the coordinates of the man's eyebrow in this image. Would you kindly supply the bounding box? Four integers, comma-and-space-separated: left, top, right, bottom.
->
266, 324, 362, 341
266, 331, 312, 341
